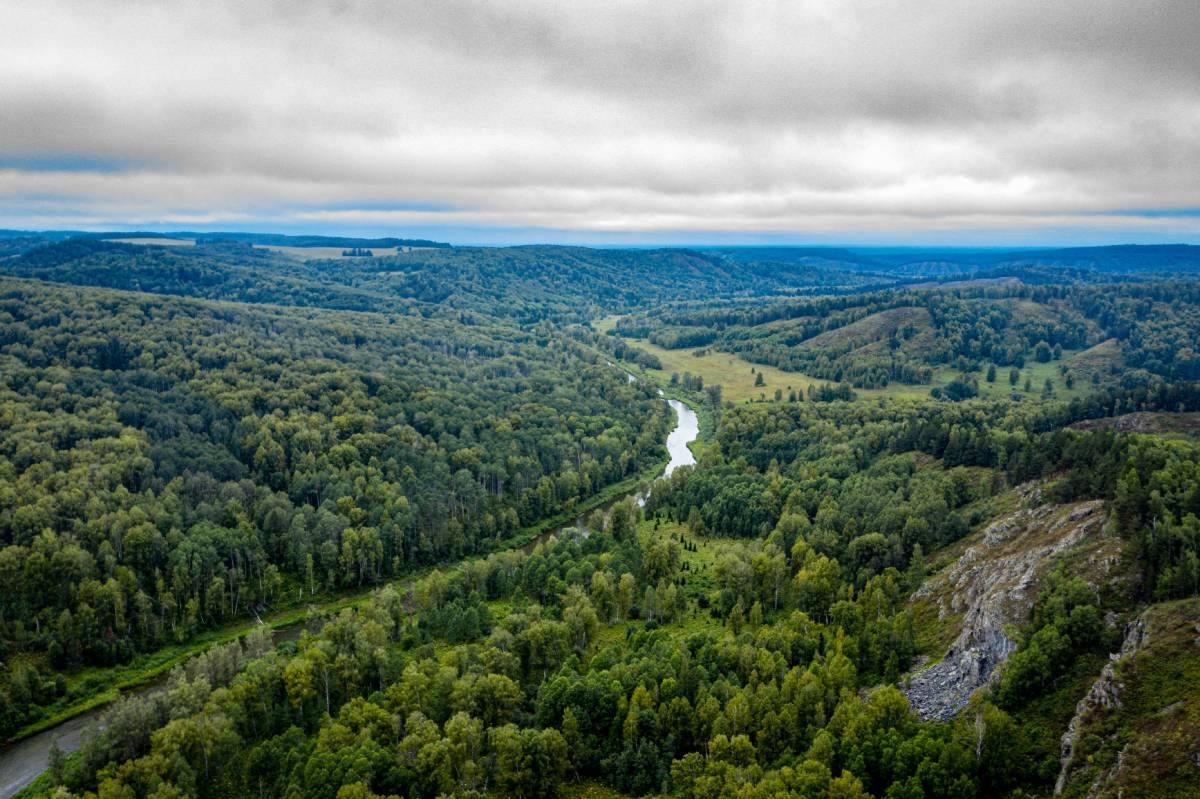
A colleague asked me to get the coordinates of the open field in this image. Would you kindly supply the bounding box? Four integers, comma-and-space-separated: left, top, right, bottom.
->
611, 329, 1020, 404
624, 335, 822, 403
102, 237, 195, 246
593, 318, 825, 403
254, 245, 401, 259
254, 244, 433, 260
598, 312, 1125, 405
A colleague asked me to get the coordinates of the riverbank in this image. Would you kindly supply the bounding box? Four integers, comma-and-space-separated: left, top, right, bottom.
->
1, 392, 699, 799
3, 586, 372, 747
7, 421, 674, 741
3, 441, 671, 750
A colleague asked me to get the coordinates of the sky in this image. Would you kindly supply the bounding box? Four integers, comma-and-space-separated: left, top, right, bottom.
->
2, 0, 1199, 246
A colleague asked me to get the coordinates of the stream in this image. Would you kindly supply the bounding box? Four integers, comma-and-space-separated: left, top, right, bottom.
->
0, 390, 699, 798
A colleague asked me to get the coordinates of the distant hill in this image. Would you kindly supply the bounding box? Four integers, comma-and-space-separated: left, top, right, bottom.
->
0, 239, 872, 322
66, 230, 453, 249
705, 243, 1200, 281
0, 238, 401, 312
0, 229, 453, 261
6, 236, 1200, 324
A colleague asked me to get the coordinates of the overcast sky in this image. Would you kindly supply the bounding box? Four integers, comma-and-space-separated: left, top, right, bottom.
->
2, 0, 1198, 245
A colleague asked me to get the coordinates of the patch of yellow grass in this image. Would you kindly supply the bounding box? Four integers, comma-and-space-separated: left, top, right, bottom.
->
616, 335, 821, 403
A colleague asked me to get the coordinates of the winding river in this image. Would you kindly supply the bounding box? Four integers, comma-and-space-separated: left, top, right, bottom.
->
0, 392, 699, 799
661, 398, 699, 476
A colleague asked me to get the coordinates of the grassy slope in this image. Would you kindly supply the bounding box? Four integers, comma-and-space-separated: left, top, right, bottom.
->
797, 306, 930, 350
599, 305, 1124, 405
624, 335, 822, 403
1060, 599, 1200, 799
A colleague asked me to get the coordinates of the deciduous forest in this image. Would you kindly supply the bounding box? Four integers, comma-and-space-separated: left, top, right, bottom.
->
1, 236, 1198, 799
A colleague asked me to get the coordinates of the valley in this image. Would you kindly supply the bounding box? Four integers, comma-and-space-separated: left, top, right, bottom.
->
6, 2, 1200, 796
0, 237, 1198, 799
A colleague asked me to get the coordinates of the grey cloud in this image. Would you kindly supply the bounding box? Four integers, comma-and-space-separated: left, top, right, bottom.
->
0, 0, 1198, 240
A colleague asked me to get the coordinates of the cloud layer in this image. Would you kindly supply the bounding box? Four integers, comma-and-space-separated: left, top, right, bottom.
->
2, 0, 1199, 243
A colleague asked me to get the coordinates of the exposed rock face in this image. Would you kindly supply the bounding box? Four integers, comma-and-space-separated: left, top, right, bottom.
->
1054, 616, 1149, 795
1069, 411, 1200, 436
902, 605, 1015, 721
903, 488, 1110, 721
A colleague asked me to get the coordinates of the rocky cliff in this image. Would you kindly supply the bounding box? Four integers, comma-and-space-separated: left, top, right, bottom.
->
903, 485, 1120, 721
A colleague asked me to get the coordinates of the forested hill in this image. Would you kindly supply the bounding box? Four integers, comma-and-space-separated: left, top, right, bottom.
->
8, 237, 1199, 323
1, 239, 404, 313
0, 238, 873, 323
613, 280, 1200, 391
0, 247, 675, 743
339, 245, 875, 321
0, 230, 451, 250
708, 243, 1200, 281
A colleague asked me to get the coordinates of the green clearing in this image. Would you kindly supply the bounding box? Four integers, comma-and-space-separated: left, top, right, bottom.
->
933, 350, 1095, 402
638, 518, 720, 597
629, 519, 728, 638
561, 782, 633, 799
603, 330, 823, 403
598, 311, 1125, 406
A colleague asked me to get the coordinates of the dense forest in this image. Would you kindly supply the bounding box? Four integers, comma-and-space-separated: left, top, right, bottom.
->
2, 237, 1199, 799
0, 276, 672, 740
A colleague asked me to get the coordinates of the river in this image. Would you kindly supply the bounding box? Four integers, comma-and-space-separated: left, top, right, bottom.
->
0, 624, 310, 799
523, 391, 698, 552
661, 398, 698, 476
0, 393, 699, 799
